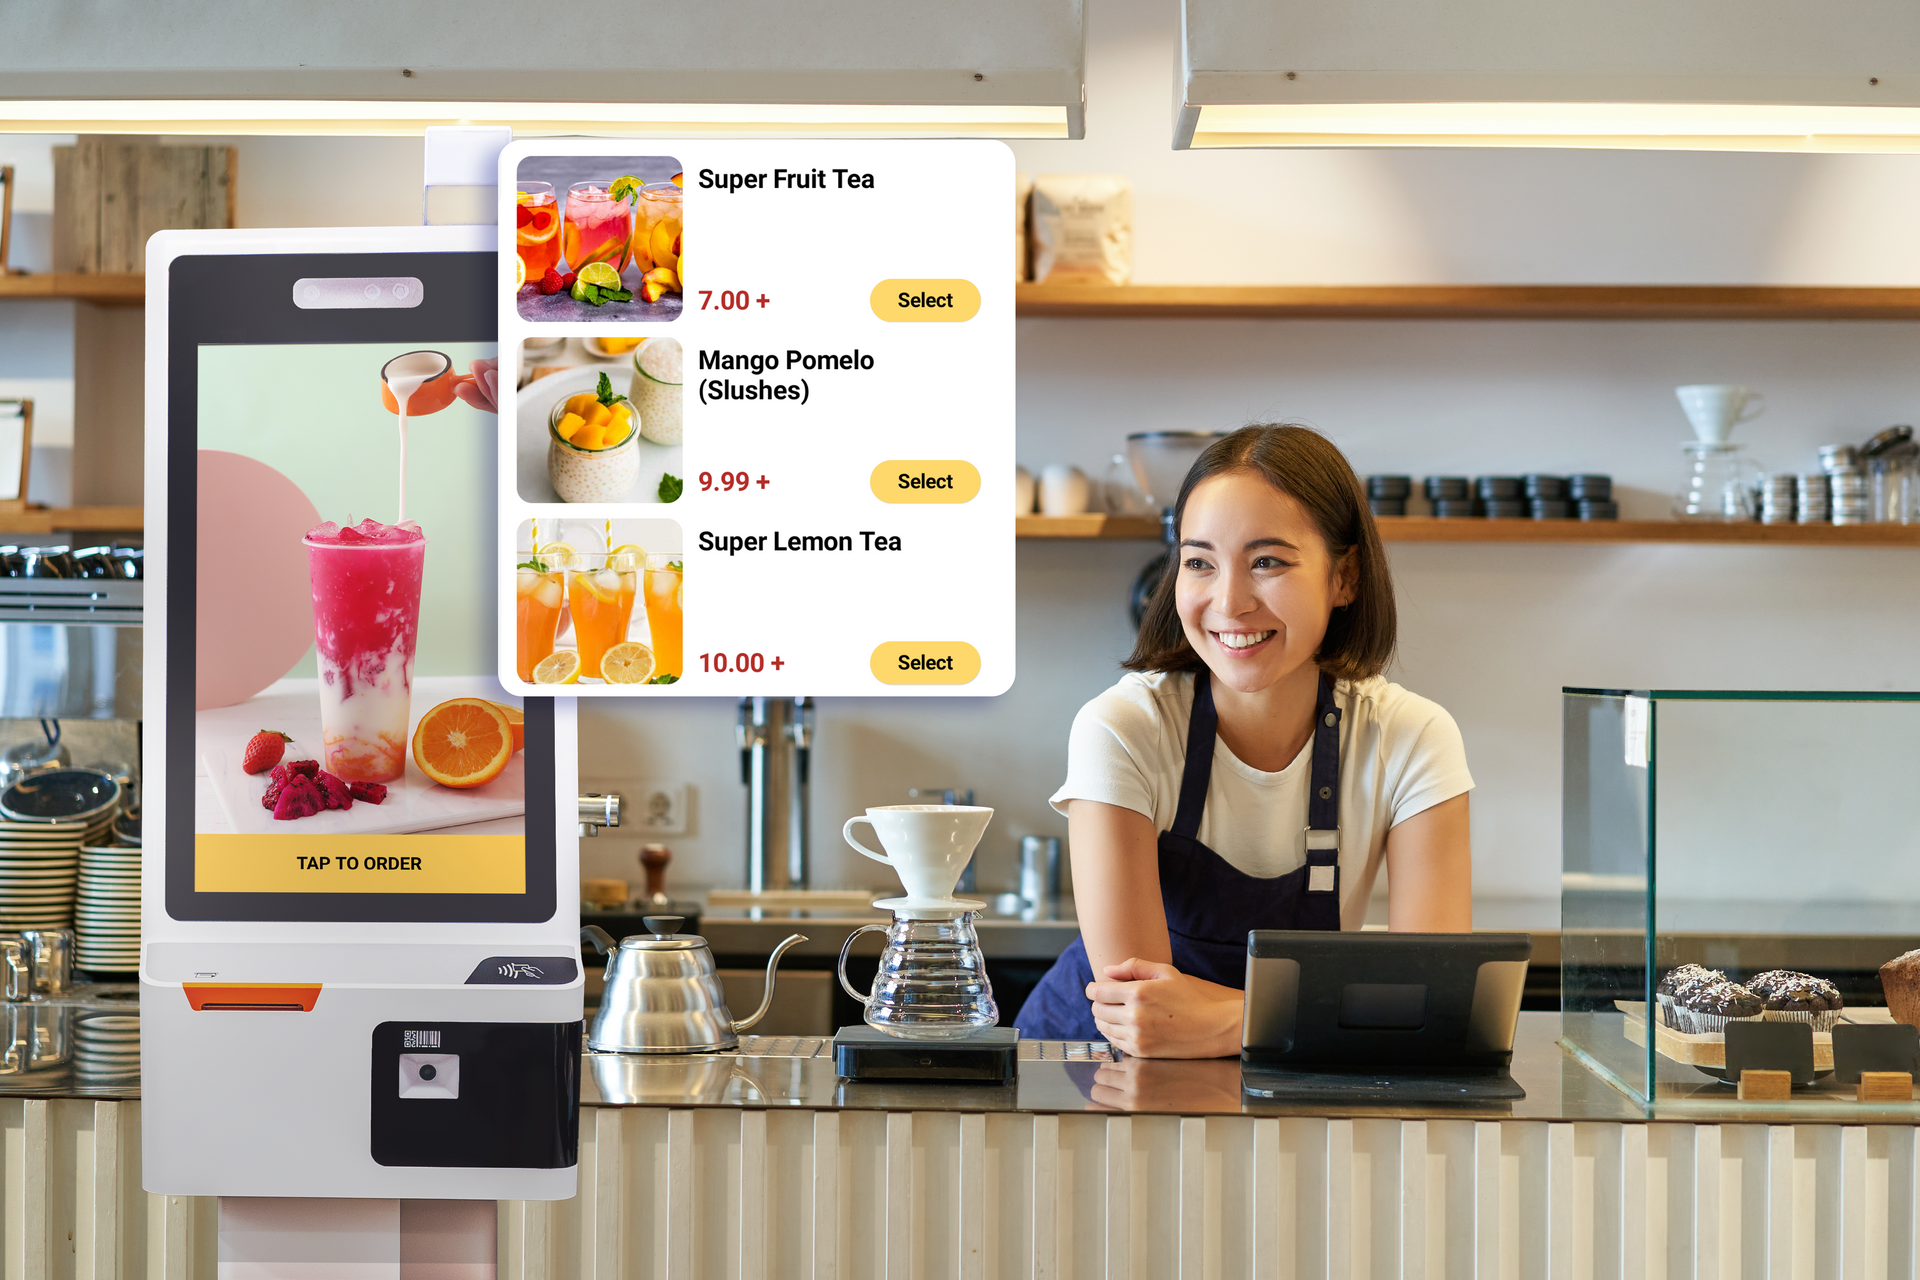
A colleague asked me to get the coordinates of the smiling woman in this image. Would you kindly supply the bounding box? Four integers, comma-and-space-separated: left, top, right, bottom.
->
1014, 425, 1476, 1058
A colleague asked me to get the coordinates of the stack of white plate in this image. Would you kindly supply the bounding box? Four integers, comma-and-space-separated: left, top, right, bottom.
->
0, 820, 88, 931
74, 845, 140, 973
72, 1013, 139, 1080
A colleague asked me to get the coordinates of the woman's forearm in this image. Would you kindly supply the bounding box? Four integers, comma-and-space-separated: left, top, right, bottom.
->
1384, 792, 1472, 932
1064, 799, 1171, 977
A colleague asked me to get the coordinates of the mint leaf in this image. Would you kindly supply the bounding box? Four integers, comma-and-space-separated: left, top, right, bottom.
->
647, 673, 680, 685
516, 558, 548, 573
666, 559, 683, 571
608, 175, 641, 203
594, 372, 629, 407
658, 473, 683, 503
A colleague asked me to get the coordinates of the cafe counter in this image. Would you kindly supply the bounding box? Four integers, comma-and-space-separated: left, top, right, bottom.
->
10, 1006, 1920, 1278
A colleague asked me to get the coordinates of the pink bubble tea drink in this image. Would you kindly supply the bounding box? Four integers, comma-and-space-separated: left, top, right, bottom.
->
304, 518, 427, 783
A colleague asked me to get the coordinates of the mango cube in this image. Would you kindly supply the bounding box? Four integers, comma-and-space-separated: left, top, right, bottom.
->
565, 392, 598, 417
586, 403, 612, 429
555, 412, 585, 441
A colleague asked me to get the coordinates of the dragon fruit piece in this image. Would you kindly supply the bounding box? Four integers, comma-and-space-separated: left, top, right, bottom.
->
272, 775, 325, 821
347, 781, 388, 804
263, 763, 291, 810
286, 759, 320, 779
315, 771, 354, 811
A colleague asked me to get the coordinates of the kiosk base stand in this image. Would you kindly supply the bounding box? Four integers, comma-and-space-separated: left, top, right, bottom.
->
219, 1198, 496, 1280
834, 1026, 1019, 1083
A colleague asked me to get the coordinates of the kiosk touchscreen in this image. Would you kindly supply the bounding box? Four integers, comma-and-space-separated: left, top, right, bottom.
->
142, 226, 580, 1198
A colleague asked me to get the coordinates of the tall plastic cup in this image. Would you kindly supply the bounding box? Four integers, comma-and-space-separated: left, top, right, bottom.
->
304, 519, 426, 783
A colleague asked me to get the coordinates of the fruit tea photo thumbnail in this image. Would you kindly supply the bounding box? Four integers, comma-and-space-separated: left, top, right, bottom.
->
513, 155, 683, 323
517, 336, 683, 505
515, 518, 683, 689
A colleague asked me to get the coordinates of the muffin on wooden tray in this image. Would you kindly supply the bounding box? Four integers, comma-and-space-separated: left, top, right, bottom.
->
1880, 949, 1920, 1026
1656, 964, 1725, 1028
1745, 970, 1844, 1032
1676, 979, 1765, 1035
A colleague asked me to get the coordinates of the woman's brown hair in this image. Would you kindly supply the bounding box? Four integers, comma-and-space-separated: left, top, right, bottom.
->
1123, 425, 1396, 681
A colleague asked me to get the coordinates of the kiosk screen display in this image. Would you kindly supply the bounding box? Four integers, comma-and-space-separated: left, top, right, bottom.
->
165, 250, 555, 922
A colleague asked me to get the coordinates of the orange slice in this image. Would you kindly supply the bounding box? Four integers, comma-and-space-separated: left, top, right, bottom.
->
411, 698, 513, 789
517, 203, 559, 244
490, 701, 526, 753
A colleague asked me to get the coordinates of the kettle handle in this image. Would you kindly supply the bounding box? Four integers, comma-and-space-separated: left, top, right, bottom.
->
836, 924, 890, 1007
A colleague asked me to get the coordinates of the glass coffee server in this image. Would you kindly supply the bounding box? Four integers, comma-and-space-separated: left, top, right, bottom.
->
1561, 687, 1920, 1114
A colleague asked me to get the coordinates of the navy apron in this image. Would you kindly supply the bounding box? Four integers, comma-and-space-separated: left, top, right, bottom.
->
1014, 668, 1344, 1042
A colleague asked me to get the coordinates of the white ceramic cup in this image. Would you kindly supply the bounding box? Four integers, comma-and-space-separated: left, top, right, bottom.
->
1676, 385, 1765, 444
1015, 465, 1036, 515
843, 805, 994, 902
1038, 464, 1090, 516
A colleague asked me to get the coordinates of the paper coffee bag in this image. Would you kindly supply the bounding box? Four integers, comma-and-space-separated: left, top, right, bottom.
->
1030, 175, 1132, 285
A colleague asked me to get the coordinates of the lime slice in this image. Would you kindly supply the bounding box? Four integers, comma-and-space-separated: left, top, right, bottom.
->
578, 262, 622, 290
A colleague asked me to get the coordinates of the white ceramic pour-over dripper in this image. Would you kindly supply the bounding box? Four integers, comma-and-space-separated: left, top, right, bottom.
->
843, 805, 993, 905
1676, 385, 1765, 444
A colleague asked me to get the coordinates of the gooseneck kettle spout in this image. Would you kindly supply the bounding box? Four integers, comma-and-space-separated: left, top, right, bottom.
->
733, 932, 809, 1033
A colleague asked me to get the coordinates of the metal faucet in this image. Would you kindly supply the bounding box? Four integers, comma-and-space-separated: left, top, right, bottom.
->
738, 697, 814, 891
578, 793, 621, 837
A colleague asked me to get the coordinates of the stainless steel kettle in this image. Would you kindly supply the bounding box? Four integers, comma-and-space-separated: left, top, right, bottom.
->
583, 916, 807, 1054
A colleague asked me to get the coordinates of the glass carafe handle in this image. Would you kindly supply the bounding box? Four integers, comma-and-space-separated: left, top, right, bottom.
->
837, 923, 890, 1007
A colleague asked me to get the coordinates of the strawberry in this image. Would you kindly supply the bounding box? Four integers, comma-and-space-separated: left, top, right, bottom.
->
540, 267, 565, 295
241, 730, 292, 775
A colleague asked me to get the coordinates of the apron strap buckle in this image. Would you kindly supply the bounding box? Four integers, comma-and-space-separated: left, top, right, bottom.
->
1305, 827, 1339, 852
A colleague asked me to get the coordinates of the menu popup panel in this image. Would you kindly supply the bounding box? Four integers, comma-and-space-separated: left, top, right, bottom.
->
144, 228, 579, 1200
498, 140, 1014, 697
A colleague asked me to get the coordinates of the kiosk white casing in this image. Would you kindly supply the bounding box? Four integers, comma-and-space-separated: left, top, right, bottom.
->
141, 226, 580, 1199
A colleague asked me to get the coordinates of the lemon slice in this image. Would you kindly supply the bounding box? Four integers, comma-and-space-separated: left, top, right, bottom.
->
572, 569, 616, 603
578, 262, 622, 290
608, 543, 647, 573
515, 255, 526, 289
531, 650, 581, 685
538, 540, 579, 570
599, 641, 656, 684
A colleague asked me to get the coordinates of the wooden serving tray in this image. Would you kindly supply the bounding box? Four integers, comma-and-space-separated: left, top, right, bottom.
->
1616, 1000, 1837, 1071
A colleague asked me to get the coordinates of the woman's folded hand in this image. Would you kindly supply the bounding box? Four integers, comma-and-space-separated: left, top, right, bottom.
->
1086, 957, 1244, 1059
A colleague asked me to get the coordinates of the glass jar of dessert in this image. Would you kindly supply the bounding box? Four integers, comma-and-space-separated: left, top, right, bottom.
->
629, 338, 683, 446
548, 396, 639, 503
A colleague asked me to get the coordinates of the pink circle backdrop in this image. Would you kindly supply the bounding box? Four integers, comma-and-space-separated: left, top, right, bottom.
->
196, 450, 321, 709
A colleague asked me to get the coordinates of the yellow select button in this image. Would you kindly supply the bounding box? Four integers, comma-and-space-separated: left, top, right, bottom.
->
870, 279, 981, 322
871, 641, 981, 685
870, 460, 981, 504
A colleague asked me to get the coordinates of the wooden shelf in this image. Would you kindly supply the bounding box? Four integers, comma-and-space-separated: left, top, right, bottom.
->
1019, 513, 1920, 547
1016, 283, 1920, 322
0, 507, 143, 535
0, 273, 144, 306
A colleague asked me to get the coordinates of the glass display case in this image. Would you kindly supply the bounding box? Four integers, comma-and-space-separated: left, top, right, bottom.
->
1561, 687, 1920, 1114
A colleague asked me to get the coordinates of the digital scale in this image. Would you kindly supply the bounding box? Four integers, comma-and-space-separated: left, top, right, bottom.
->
833, 1025, 1019, 1083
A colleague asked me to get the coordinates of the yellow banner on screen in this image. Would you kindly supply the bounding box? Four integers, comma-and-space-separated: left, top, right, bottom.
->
195, 836, 525, 894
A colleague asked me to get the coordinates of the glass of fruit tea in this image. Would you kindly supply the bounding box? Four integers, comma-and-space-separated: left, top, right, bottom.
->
564, 182, 632, 275
631, 182, 683, 275
515, 182, 561, 281
515, 551, 566, 683
642, 554, 684, 680
567, 551, 639, 681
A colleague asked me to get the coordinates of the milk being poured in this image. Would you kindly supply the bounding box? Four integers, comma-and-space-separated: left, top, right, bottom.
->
380, 351, 448, 523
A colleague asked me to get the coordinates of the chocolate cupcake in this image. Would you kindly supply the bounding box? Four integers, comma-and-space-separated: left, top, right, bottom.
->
1677, 979, 1764, 1035
1747, 970, 1843, 1032
1656, 965, 1725, 1027
1882, 950, 1920, 1027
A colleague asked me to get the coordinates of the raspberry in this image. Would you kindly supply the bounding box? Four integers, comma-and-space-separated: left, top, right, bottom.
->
516, 204, 533, 228
347, 781, 388, 804
540, 268, 565, 295
271, 775, 324, 821
315, 771, 354, 811
561, 271, 578, 289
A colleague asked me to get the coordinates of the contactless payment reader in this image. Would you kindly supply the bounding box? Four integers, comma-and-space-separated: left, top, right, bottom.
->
142, 225, 581, 1198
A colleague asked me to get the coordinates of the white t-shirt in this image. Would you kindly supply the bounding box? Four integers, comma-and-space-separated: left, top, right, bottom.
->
1050, 670, 1474, 929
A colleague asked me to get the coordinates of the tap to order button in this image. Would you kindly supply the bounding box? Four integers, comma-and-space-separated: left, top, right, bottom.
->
869, 279, 982, 322
871, 641, 982, 685
870, 460, 981, 503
